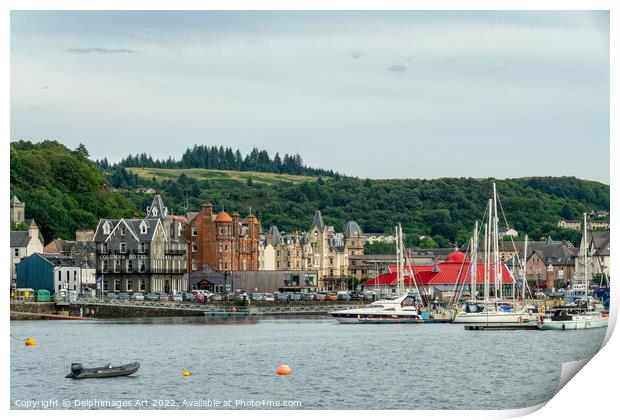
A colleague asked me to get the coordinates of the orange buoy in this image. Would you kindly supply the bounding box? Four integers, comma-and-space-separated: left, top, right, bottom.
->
182, 370, 192, 377
277, 364, 292, 376
25, 338, 36, 346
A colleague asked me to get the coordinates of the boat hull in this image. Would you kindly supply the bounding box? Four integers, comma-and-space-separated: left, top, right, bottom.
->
453, 311, 529, 324
537, 316, 609, 330
66, 362, 140, 379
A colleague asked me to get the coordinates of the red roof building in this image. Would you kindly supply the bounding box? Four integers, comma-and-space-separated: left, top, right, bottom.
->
362, 251, 513, 288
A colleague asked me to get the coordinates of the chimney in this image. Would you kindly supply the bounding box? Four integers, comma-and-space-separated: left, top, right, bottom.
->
202, 202, 213, 218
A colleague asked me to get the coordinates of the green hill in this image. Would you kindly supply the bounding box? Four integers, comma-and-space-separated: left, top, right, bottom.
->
11, 140, 609, 249
10, 140, 137, 242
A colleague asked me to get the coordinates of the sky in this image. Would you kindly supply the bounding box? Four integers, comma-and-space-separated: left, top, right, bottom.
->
10, 11, 610, 183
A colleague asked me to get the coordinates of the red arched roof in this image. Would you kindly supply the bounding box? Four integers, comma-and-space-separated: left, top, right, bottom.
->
445, 251, 466, 263
214, 211, 233, 222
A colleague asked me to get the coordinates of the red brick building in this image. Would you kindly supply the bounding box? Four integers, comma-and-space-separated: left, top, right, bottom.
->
187, 202, 261, 273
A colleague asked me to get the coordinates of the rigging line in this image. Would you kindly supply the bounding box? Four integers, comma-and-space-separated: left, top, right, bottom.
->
450, 240, 471, 306
496, 193, 522, 269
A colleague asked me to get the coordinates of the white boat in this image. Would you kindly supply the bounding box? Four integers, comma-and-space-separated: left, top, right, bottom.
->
537, 306, 608, 330
453, 301, 529, 324
538, 213, 608, 331
330, 294, 423, 324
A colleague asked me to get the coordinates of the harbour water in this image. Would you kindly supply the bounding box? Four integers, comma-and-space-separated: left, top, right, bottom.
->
11, 317, 606, 410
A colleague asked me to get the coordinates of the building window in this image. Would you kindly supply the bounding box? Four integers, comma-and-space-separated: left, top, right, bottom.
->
192, 227, 198, 236
192, 261, 197, 270
120, 242, 127, 253
102, 243, 109, 253
140, 223, 148, 234
139, 242, 147, 253
139, 279, 146, 291
114, 279, 121, 291
120, 226, 126, 236
114, 260, 121, 273
139, 261, 146, 273
13, 248, 19, 257
192, 244, 198, 252
127, 260, 133, 272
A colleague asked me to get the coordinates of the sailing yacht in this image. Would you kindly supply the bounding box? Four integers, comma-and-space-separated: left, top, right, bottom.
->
537, 213, 609, 330
453, 183, 529, 325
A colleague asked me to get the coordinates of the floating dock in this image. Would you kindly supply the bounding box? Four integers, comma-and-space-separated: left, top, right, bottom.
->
464, 324, 539, 331
10, 311, 90, 321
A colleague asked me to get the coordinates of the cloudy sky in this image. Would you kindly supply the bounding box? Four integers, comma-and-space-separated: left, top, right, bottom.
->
10, 11, 610, 183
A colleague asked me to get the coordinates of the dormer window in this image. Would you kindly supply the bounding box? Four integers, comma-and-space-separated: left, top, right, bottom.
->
103, 222, 111, 235
140, 221, 149, 234
120, 226, 126, 236
152, 208, 159, 217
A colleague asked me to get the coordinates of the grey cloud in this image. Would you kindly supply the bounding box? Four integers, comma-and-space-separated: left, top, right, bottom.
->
388, 64, 407, 72
67, 48, 135, 54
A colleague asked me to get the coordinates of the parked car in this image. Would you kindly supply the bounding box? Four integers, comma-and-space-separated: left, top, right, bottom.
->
314, 293, 326, 301
289, 293, 301, 301
158, 294, 170, 302
301, 293, 315, 301
326, 292, 338, 301
263, 293, 275, 302
276, 292, 289, 301
363, 291, 377, 301
250, 293, 264, 301
350, 291, 364, 300
170, 293, 183, 302
195, 293, 205, 302
182, 292, 196, 302
117, 292, 130, 300
211, 293, 223, 301
337, 291, 351, 301
104, 292, 117, 301
131, 292, 145, 301
145, 293, 159, 301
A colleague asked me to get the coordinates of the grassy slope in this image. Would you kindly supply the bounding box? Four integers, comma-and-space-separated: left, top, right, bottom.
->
126, 167, 322, 185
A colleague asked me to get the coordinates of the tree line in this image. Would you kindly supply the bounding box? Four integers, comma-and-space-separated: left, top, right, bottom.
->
95, 145, 338, 177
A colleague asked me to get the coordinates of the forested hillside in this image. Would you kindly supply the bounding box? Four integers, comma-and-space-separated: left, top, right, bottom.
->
10, 141, 137, 242
10, 140, 609, 249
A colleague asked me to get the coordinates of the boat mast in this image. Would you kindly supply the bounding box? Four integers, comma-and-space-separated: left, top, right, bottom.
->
493, 183, 501, 301
399, 224, 405, 294
522, 234, 528, 300
583, 213, 588, 309
470, 221, 478, 300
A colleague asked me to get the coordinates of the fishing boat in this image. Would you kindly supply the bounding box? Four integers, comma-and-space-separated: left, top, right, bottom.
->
65, 362, 140, 379
453, 183, 529, 325
330, 294, 423, 324
538, 213, 608, 330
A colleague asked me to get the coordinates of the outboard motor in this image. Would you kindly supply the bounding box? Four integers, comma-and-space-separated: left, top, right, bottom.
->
71, 363, 83, 373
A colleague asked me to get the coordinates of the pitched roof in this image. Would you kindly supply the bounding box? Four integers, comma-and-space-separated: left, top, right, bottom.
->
43, 239, 75, 254
590, 231, 610, 257
11, 195, 22, 204
344, 221, 363, 237
146, 194, 168, 219
267, 225, 282, 247
363, 261, 513, 286
10, 231, 30, 248
311, 210, 325, 231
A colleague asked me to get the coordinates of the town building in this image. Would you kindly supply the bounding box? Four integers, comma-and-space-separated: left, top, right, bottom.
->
364, 232, 397, 244
186, 202, 261, 274
262, 211, 365, 290
16, 253, 83, 294
94, 195, 188, 294
10, 195, 25, 224
230, 270, 319, 294
362, 251, 514, 300
525, 237, 577, 290
582, 231, 610, 280
557, 219, 581, 230
10, 219, 44, 286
